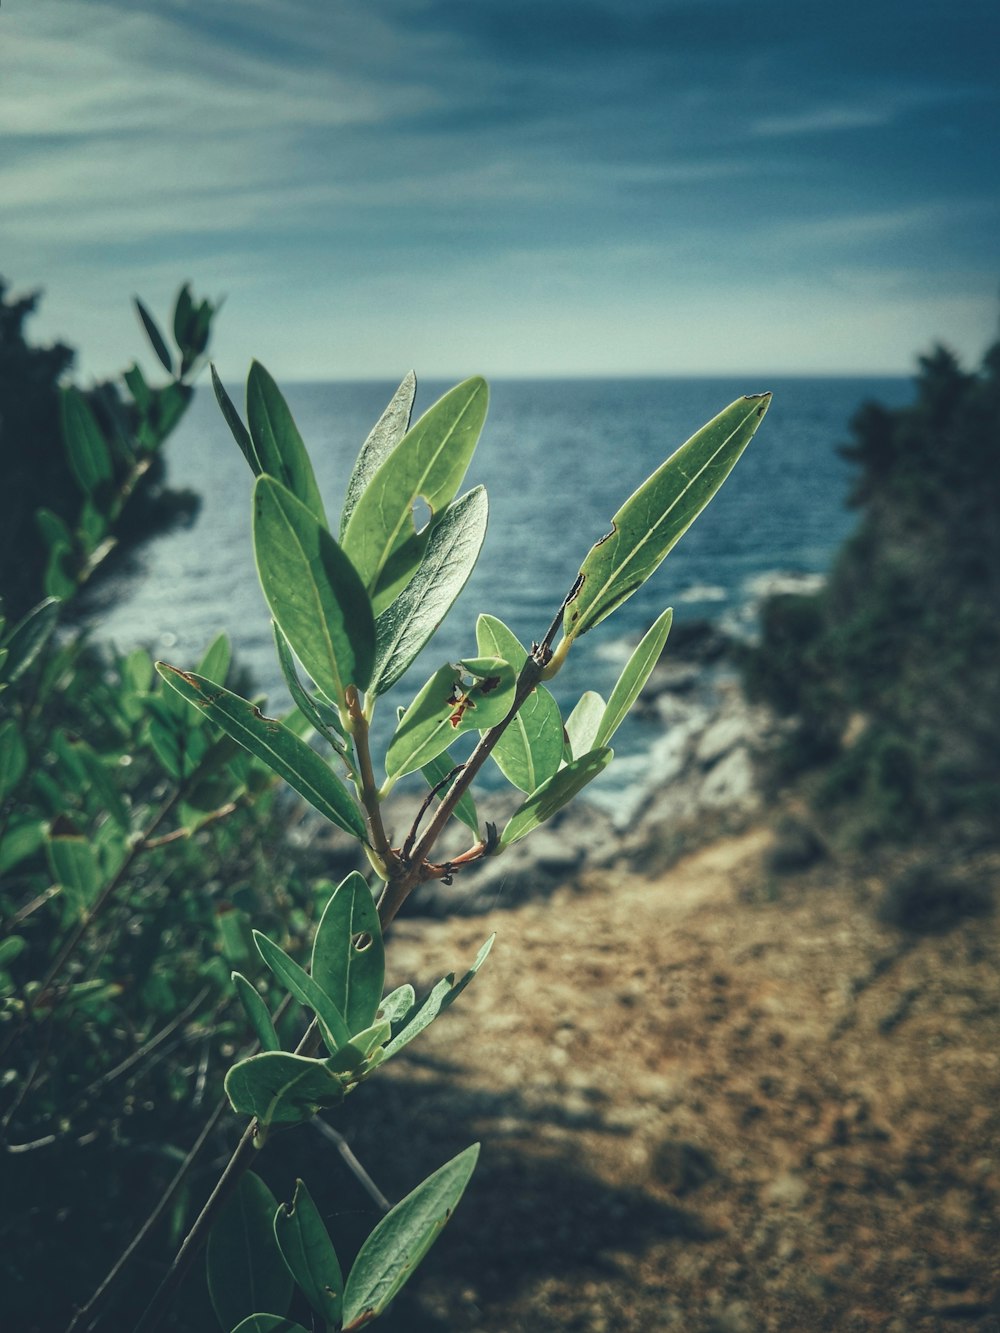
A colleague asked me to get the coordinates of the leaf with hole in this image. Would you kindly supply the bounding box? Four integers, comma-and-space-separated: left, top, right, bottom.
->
253, 930, 351, 1053
155, 665, 366, 841
207, 1172, 293, 1332
253, 476, 374, 705
341, 1144, 480, 1329
224, 1051, 347, 1125
273, 1177, 344, 1327
247, 362, 327, 526
340, 371, 416, 539
500, 747, 613, 849
595, 607, 673, 746
342, 377, 488, 613
385, 657, 515, 780
370, 486, 489, 695
564, 394, 771, 638
311, 873, 385, 1037
475, 615, 563, 791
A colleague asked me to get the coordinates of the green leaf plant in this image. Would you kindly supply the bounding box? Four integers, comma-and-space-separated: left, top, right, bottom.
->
134, 366, 770, 1332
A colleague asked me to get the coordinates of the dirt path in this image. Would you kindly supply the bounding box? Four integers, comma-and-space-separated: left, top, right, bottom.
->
328, 825, 1000, 1332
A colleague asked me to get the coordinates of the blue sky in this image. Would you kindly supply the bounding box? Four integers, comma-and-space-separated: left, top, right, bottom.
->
3, 0, 998, 379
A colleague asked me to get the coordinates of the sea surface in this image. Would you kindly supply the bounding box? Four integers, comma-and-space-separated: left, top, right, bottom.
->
89, 375, 914, 790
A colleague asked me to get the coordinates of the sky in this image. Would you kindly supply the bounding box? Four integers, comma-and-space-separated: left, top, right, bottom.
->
3, 0, 999, 381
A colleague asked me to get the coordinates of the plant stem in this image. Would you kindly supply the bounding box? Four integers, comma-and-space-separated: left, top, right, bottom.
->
346, 686, 393, 868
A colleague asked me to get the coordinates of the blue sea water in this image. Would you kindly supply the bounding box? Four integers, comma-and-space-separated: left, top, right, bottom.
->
90, 375, 913, 781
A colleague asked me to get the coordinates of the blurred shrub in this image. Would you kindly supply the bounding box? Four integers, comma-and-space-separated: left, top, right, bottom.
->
743, 329, 1000, 846
878, 860, 994, 934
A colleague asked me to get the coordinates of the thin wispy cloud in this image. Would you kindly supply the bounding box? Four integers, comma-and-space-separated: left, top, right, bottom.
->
2, 0, 997, 378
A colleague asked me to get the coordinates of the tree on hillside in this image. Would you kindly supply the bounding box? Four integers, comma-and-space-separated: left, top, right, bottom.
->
744, 327, 1000, 845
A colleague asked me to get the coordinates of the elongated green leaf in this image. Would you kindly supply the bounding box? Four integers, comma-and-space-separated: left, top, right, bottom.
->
419, 750, 479, 835
342, 377, 488, 610
225, 1051, 346, 1125
231, 1317, 310, 1333
172, 282, 194, 346
232, 972, 280, 1052
342, 1144, 480, 1328
0, 818, 47, 875
500, 747, 613, 849
327, 1017, 392, 1076
380, 936, 492, 1061
247, 362, 327, 526
311, 873, 385, 1037
212, 364, 260, 473
60, 389, 113, 497
272, 622, 346, 751
134, 296, 174, 374
253, 476, 375, 704
596, 607, 673, 746
155, 665, 367, 841
564, 394, 771, 638
340, 371, 417, 540
371, 486, 489, 695
0, 721, 27, 800
197, 631, 231, 685
385, 658, 515, 780
207, 1173, 293, 1332
475, 615, 563, 791
274, 1178, 344, 1327
46, 834, 101, 917
564, 690, 606, 761
2, 598, 60, 684
253, 930, 351, 1052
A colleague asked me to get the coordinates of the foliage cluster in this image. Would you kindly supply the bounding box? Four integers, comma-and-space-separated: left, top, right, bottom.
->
743, 333, 1000, 850
2, 279, 771, 1330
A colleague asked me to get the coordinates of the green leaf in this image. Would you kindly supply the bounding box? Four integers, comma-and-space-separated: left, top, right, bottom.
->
500, 747, 613, 849
380, 936, 493, 1061
342, 377, 489, 611
134, 296, 174, 375
341, 1144, 480, 1329
311, 873, 385, 1037
156, 664, 367, 841
326, 1017, 392, 1076
253, 929, 351, 1053
0, 818, 47, 875
564, 690, 606, 761
271, 622, 346, 752
124, 362, 151, 413
247, 362, 327, 526
206, 1172, 293, 1332
2, 598, 61, 684
46, 834, 101, 918
232, 972, 280, 1052
564, 394, 771, 638
224, 1051, 346, 1126
197, 631, 232, 685
230, 1318, 310, 1333
377, 983, 416, 1026
0, 720, 28, 800
274, 1178, 343, 1327
595, 607, 673, 746
211, 364, 260, 473
385, 657, 516, 780
0, 936, 26, 968
253, 476, 375, 705
370, 486, 489, 695
340, 371, 417, 540
172, 282, 194, 350
419, 750, 479, 835
60, 388, 113, 497
475, 615, 563, 792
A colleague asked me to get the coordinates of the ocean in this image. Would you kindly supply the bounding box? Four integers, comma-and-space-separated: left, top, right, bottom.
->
88, 375, 914, 789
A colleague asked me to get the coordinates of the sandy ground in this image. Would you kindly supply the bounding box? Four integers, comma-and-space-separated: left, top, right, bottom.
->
325, 821, 1000, 1332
